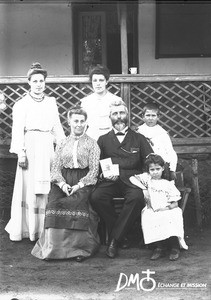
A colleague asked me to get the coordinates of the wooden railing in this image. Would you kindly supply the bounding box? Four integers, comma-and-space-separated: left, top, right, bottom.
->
1, 74, 211, 226
0, 75, 211, 143
1, 74, 211, 142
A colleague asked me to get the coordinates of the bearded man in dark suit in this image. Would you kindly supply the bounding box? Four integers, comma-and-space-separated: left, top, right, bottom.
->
90, 99, 153, 258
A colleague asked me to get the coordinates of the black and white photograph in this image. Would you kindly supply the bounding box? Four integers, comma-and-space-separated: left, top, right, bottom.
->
0, 0, 210, 299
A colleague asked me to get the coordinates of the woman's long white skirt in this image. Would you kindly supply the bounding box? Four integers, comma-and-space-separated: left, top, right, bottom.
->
5, 131, 54, 241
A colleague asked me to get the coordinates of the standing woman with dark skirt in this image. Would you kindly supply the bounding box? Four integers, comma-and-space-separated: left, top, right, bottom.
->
31, 107, 100, 262
5, 62, 65, 241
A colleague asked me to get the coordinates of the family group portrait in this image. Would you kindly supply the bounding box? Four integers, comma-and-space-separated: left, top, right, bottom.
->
0, 1, 210, 300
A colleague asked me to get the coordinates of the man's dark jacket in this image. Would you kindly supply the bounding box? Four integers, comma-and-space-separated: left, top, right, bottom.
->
97, 128, 153, 187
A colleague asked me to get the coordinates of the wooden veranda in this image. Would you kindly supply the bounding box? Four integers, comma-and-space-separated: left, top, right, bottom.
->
1, 74, 211, 226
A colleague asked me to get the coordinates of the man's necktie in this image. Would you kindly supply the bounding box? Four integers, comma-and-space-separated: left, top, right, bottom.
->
115, 128, 129, 136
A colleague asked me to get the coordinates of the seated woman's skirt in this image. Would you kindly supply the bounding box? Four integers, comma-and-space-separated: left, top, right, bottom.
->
31, 168, 100, 260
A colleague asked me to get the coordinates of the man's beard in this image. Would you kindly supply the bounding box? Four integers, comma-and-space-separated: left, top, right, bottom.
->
112, 118, 128, 130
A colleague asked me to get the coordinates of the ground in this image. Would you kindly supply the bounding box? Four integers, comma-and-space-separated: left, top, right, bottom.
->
0, 218, 210, 300
0, 159, 210, 300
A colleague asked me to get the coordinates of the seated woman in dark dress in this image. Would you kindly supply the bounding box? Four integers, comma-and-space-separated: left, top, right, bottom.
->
31, 107, 100, 262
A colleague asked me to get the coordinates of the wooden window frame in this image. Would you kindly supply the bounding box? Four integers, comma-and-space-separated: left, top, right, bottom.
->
155, 1, 211, 59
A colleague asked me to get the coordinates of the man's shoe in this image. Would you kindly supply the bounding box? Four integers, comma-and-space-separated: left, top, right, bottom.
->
150, 248, 164, 260
120, 237, 130, 249
75, 256, 85, 262
169, 248, 180, 261
106, 239, 118, 258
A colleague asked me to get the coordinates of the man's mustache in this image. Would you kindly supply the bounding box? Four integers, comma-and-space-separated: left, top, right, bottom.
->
113, 118, 128, 125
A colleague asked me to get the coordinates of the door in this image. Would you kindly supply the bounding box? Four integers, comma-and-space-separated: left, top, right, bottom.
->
78, 11, 107, 74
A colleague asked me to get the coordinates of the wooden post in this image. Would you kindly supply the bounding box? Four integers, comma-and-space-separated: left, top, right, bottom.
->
119, 4, 128, 74
69, 3, 74, 74
118, 4, 130, 116
191, 158, 202, 227
121, 83, 131, 124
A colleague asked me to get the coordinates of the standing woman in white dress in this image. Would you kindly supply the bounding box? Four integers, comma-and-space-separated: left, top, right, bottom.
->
80, 64, 123, 140
5, 62, 65, 241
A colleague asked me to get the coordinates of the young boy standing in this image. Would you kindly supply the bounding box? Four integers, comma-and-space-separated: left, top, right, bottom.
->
137, 102, 177, 180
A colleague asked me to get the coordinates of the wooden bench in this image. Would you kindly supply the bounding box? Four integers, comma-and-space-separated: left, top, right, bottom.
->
98, 170, 191, 245
98, 137, 211, 243
1, 137, 211, 228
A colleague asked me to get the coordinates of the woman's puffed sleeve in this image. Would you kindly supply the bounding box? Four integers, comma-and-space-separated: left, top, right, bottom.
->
51, 98, 65, 144
50, 139, 66, 184
79, 139, 100, 186
10, 100, 26, 155
167, 181, 181, 203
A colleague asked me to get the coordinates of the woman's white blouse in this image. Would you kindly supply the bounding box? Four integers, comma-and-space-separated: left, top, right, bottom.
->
10, 93, 65, 154
51, 134, 100, 186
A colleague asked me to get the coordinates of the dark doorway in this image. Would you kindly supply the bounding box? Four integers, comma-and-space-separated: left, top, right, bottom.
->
73, 1, 138, 74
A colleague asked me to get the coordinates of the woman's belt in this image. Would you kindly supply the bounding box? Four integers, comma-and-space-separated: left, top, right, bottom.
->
25, 129, 51, 133
99, 127, 110, 130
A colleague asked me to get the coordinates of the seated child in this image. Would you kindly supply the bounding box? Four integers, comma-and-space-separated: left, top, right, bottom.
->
130, 153, 188, 261
136, 101, 177, 180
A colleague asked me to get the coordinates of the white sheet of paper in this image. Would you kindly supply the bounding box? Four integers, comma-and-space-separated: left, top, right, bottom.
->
111, 164, 119, 176
100, 158, 113, 177
100, 158, 119, 177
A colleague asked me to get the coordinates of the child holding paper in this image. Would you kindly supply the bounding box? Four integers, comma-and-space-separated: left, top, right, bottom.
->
130, 154, 188, 261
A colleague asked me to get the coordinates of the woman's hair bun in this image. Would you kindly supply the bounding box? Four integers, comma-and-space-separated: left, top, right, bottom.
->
30, 62, 42, 69
27, 62, 47, 79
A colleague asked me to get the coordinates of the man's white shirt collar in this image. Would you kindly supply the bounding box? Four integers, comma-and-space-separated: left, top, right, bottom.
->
113, 126, 129, 135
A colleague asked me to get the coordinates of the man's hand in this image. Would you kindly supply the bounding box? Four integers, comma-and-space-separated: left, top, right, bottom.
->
104, 175, 119, 181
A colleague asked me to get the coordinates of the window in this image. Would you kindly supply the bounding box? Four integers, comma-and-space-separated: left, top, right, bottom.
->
156, 0, 211, 58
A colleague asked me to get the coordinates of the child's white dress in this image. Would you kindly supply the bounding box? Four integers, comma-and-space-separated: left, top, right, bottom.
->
130, 173, 188, 250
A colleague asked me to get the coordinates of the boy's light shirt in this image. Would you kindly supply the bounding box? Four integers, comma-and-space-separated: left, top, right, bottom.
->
137, 123, 177, 172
